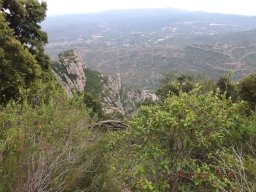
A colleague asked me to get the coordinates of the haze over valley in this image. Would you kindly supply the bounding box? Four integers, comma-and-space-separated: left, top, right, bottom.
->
43, 9, 256, 89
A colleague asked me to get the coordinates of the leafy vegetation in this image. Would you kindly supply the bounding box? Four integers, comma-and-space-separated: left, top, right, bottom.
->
112, 86, 256, 191
1, 1, 256, 191
83, 92, 104, 118
1, 76, 256, 191
0, 90, 121, 191
0, 0, 51, 105
0, 14, 41, 104
59, 49, 77, 58
85, 69, 107, 99
1, 0, 50, 70
156, 73, 214, 100
238, 74, 256, 110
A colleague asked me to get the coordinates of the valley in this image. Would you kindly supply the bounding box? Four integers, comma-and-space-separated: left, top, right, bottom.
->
43, 9, 256, 90
2, 2, 256, 191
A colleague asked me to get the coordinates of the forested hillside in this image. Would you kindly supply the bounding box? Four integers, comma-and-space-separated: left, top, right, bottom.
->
1, 1, 256, 192
43, 9, 256, 89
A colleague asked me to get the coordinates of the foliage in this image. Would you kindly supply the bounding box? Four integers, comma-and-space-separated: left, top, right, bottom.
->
1, 0, 50, 70
112, 86, 256, 191
238, 73, 256, 110
2, 6, 256, 189
0, 14, 41, 104
23, 72, 67, 105
0, 0, 51, 105
59, 49, 77, 58
156, 73, 213, 100
83, 92, 104, 119
0, 90, 121, 191
156, 74, 195, 99
216, 74, 237, 100
85, 69, 107, 99
136, 98, 156, 108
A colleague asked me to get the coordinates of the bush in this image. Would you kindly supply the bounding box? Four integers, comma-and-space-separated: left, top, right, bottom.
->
0, 92, 121, 191
83, 92, 104, 119
216, 75, 237, 100
238, 74, 256, 110
113, 86, 256, 191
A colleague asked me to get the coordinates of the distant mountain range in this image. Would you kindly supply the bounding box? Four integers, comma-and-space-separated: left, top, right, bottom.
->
43, 8, 256, 89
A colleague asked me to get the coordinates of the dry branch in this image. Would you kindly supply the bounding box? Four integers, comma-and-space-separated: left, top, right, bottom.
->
89, 120, 128, 131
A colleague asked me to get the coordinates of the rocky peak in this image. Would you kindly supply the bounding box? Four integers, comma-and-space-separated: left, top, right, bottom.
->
52, 50, 86, 96
107, 73, 122, 94
52, 50, 157, 116
104, 73, 125, 115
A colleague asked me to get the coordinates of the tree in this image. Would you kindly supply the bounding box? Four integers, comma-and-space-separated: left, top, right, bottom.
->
0, 0, 51, 104
1, 0, 50, 70
83, 92, 104, 118
156, 74, 195, 99
216, 75, 237, 100
238, 73, 256, 110
0, 14, 41, 104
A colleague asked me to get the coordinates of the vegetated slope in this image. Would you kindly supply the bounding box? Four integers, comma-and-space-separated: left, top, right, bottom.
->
77, 30, 256, 89
0, 85, 125, 191
43, 9, 256, 89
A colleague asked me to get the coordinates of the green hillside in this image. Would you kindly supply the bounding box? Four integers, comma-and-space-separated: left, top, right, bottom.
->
1, 2, 256, 192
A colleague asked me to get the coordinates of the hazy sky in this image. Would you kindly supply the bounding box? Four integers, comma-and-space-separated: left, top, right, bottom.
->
44, 0, 256, 16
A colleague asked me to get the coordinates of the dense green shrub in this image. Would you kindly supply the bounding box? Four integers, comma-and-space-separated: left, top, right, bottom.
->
83, 92, 104, 119
112, 86, 256, 191
85, 69, 107, 99
216, 75, 238, 100
238, 73, 256, 110
0, 92, 121, 191
156, 73, 214, 100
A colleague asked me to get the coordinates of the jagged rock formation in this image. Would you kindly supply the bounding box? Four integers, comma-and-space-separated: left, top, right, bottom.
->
52, 50, 86, 97
103, 74, 125, 114
52, 50, 157, 115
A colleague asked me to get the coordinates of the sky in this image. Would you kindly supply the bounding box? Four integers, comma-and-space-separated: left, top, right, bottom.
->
44, 0, 256, 16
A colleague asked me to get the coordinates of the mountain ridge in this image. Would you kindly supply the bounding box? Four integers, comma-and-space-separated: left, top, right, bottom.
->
52, 50, 157, 115
44, 8, 256, 89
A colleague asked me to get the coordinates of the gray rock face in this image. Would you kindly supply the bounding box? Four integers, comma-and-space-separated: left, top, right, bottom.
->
52, 50, 157, 115
52, 50, 86, 97
103, 73, 125, 115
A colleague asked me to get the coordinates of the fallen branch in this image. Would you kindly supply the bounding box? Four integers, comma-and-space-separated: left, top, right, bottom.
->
88, 120, 128, 131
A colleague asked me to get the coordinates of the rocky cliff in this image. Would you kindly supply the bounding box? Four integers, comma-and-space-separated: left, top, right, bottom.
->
52, 50, 156, 115
52, 50, 86, 97
103, 73, 125, 114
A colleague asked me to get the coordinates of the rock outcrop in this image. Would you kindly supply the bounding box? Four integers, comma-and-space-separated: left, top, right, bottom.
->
52, 50, 157, 115
103, 73, 125, 115
52, 50, 86, 97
